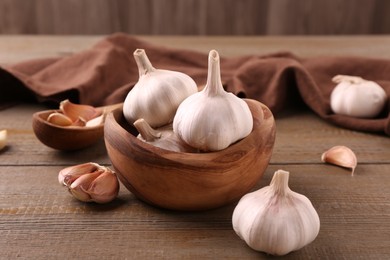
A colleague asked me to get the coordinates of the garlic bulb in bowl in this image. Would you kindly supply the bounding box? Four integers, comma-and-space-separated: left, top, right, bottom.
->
173, 50, 253, 151
330, 75, 387, 118
123, 49, 198, 127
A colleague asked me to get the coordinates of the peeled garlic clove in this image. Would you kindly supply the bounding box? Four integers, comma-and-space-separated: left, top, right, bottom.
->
123, 49, 198, 128
0, 129, 7, 151
173, 50, 253, 151
47, 112, 73, 126
232, 170, 320, 256
330, 75, 387, 118
60, 99, 101, 122
86, 113, 106, 127
321, 145, 357, 175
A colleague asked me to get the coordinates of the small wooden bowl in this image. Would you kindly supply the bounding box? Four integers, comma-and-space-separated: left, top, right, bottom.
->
104, 99, 276, 211
32, 110, 103, 151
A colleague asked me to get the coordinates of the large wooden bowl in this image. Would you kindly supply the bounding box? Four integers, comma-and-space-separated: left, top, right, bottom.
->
104, 99, 276, 211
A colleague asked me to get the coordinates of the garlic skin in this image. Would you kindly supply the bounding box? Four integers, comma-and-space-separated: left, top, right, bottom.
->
123, 49, 198, 128
232, 170, 320, 256
321, 145, 357, 175
59, 162, 119, 204
173, 50, 253, 151
330, 75, 387, 118
0, 129, 7, 151
134, 119, 197, 153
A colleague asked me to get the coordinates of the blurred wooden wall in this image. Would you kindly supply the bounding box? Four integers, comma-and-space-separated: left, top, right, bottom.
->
1, 0, 390, 35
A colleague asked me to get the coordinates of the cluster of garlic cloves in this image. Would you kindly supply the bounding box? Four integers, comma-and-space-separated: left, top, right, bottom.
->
321, 145, 357, 175
330, 75, 387, 118
47, 100, 103, 127
0, 129, 7, 151
59, 162, 119, 204
232, 170, 320, 256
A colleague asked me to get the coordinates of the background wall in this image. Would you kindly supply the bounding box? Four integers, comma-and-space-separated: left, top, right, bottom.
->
1, 0, 389, 35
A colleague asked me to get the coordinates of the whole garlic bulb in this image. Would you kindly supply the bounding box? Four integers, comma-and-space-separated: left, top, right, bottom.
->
330, 75, 387, 118
123, 49, 198, 127
173, 50, 253, 151
232, 170, 320, 256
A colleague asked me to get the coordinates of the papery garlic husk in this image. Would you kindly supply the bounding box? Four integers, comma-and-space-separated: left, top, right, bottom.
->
330, 75, 387, 118
173, 50, 253, 151
58, 162, 119, 204
123, 49, 198, 128
232, 170, 320, 256
0, 129, 7, 151
134, 118, 198, 153
321, 145, 357, 175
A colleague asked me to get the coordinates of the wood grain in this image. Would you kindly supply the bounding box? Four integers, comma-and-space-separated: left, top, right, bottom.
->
0, 0, 390, 35
0, 35, 390, 259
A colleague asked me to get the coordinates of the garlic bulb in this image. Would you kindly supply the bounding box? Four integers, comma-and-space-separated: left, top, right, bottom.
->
133, 119, 197, 153
123, 49, 198, 127
232, 169, 320, 256
59, 162, 119, 204
173, 50, 253, 151
330, 75, 387, 118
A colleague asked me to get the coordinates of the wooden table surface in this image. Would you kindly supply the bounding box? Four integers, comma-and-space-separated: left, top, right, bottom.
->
0, 35, 389, 259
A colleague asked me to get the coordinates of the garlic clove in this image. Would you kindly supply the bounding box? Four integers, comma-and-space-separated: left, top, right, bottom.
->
321, 145, 357, 175
232, 169, 320, 256
59, 99, 101, 122
85, 170, 120, 204
58, 162, 101, 186
86, 113, 106, 127
69, 171, 101, 202
59, 162, 119, 203
0, 129, 7, 151
47, 112, 73, 126
123, 49, 198, 128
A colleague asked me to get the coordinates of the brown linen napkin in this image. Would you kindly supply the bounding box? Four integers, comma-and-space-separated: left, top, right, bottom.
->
1, 33, 389, 135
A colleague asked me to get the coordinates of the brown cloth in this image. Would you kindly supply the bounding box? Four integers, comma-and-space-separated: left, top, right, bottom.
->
1, 33, 389, 135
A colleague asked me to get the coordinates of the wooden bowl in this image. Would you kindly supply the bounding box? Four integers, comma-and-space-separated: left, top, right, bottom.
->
104, 99, 276, 211
32, 110, 104, 151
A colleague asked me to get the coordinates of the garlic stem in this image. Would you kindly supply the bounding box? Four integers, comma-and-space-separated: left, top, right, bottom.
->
270, 170, 291, 196
332, 75, 364, 84
133, 49, 156, 77
205, 50, 224, 96
134, 118, 162, 141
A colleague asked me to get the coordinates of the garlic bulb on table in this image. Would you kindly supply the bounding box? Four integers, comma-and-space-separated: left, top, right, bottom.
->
133, 118, 198, 153
173, 50, 253, 151
330, 75, 387, 118
232, 169, 320, 256
123, 49, 198, 127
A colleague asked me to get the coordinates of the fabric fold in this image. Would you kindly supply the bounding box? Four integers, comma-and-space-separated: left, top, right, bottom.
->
0, 33, 389, 136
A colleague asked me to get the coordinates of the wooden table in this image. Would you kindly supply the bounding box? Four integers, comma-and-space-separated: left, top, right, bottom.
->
1, 36, 389, 259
